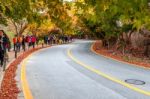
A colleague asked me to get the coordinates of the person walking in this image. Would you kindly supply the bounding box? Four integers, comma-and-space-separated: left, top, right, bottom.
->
0, 30, 10, 66
49, 35, 53, 45
16, 35, 22, 52
0, 31, 4, 66
44, 35, 48, 45
31, 35, 36, 48
3, 33, 10, 52
13, 35, 17, 51
53, 35, 56, 44
26, 35, 31, 49
22, 35, 26, 51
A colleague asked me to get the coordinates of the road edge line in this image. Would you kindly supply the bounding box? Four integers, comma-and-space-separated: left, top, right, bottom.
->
21, 47, 51, 99
67, 48, 150, 96
21, 55, 33, 99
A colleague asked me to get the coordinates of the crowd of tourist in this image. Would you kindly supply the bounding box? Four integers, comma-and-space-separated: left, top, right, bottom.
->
43, 35, 73, 45
13, 35, 37, 52
0, 30, 73, 67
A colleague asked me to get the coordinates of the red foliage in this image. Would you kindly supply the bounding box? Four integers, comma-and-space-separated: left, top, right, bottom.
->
93, 41, 150, 68
0, 47, 48, 99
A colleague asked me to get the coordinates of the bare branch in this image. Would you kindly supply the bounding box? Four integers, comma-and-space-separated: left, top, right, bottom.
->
10, 19, 18, 35
19, 23, 28, 35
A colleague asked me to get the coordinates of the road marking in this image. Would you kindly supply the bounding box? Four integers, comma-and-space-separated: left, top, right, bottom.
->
67, 48, 150, 96
21, 55, 34, 99
21, 47, 51, 99
90, 42, 150, 70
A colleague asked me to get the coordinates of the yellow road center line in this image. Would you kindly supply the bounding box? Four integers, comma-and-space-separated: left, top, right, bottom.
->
67, 48, 150, 96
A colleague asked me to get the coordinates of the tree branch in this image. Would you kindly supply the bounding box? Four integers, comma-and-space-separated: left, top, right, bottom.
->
19, 23, 28, 35
10, 19, 18, 35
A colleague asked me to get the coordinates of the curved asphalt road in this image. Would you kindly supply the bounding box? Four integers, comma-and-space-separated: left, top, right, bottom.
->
18, 40, 150, 99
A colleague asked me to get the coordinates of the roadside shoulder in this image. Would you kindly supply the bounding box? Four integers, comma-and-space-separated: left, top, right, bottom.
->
91, 41, 150, 70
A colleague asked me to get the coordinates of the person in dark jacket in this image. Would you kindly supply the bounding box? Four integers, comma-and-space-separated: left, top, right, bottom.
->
0, 30, 10, 66
3, 33, 10, 52
22, 35, 26, 51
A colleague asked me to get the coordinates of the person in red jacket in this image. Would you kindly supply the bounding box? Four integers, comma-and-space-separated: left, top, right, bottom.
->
26, 35, 31, 49
31, 35, 36, 48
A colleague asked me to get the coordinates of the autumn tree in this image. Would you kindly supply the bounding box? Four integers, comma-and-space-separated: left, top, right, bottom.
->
74, 0, 150, 54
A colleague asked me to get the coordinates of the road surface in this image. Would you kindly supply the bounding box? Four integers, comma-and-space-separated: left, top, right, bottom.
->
17, 40, 150, 99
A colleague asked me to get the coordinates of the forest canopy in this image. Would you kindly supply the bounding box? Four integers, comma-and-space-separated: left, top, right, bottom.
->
0, 0, 150, 54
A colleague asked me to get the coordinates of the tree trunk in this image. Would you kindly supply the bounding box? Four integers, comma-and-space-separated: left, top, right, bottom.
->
115, 36, 120, 50
107, 39, 110, 49
144, 45, 149, 57
126, 31, 133, 45
11, 19, 19, 35
19, 24, 28, 35
11, 19, 28, 35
